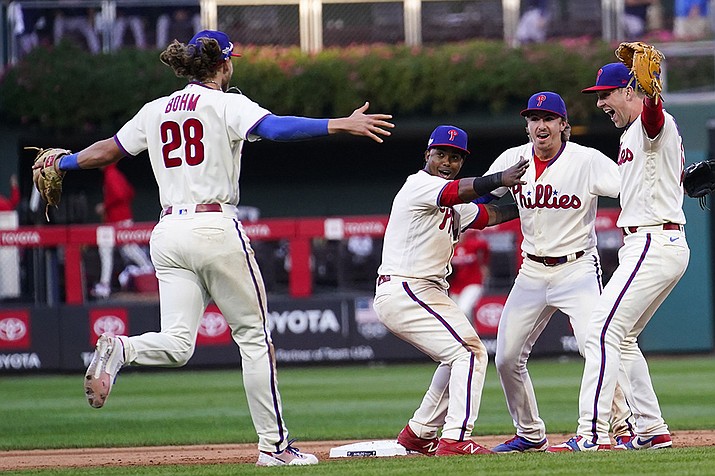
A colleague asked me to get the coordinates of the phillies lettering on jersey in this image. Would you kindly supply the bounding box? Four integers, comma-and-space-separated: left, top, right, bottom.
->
614, 110, 686, 227
438, 206, 461, 240
512, 183, 583, 209
617, 147, 634, 165
485, 141, 619, 257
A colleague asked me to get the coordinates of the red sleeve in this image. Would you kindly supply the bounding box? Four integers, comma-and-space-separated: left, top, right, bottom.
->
469, 204, 489, 230
642, 97, 664, 139
438, 180, 461, 207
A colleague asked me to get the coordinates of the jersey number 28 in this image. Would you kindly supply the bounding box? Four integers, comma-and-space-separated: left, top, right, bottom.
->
161, 119, 205, 168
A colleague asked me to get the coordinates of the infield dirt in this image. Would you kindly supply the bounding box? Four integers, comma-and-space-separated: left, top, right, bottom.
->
2, 430, 714, 470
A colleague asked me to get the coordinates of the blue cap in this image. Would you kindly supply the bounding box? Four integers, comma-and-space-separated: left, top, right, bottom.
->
520, 91, 568, 119
427, 125, 469, 155
582, 63, 633, 93
188, 30, 241, 60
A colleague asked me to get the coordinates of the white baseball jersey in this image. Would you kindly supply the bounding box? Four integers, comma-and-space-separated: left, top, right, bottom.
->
615, 109, 686, 227
487, 141, 634, 443
577, 107, 690, 445
485, 141, 620, 256
374, 169, 488, 442
115, 82, 270, 208
112, 83, 295, 454
378, 170, 480, 289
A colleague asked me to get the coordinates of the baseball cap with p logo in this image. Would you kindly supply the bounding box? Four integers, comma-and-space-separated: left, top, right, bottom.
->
581, 63, 633, 93
189, 30, 241, 60
520, 91, 568, 120
427, 125, 470, 155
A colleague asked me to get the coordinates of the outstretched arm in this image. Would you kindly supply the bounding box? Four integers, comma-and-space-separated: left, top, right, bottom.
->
253, 102, 394, 143
439, 158, 528, 207
56, 138, 125, 171
327, 102, 394, 143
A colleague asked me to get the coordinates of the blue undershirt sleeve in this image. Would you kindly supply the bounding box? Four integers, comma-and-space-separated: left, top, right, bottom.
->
472, 193, 498, 205
58, 153, 81, 171
252, 115, 329, 141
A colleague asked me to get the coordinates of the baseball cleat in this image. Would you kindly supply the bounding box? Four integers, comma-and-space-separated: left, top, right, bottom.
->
546, 436, 611, 452
84, 334, 125, 409
614, 434, 672, 450
397, 425, 439, 456
614, 434, 633, 446
492, 435, 548, 453
435, 438, 494, 456
256, 441, 318, 466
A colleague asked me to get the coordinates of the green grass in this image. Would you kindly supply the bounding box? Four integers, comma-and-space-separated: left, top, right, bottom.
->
3, 449, 715, 476
1, 355, 714, 474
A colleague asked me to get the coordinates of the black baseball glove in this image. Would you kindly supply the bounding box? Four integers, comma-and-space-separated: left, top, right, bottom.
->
683, 158, 715, 209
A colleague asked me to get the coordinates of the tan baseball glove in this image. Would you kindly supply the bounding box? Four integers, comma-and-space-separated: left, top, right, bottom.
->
615, 41, 665, 102
29, 147, 70, 221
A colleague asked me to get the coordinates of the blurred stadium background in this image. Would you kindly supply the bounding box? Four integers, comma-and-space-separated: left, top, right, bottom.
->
0, 0, 712, 373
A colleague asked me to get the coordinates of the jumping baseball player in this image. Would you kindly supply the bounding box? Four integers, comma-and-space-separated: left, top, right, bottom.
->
549, 60, 689, 452
374, 125, 528, 456
480, 92, 635, 453
37, 30, 393, 466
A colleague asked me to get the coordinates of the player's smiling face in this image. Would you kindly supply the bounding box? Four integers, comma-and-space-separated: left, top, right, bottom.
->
525, 112, 565, 154
423, 147, 465, 180
595, 88, 631, 128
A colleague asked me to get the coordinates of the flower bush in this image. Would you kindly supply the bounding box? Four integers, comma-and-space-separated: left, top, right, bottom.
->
0, 39, 628, 132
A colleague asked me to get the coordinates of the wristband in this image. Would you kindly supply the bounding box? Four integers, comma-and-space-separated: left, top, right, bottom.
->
58, 153, 81, 171
472, 172, 502, 197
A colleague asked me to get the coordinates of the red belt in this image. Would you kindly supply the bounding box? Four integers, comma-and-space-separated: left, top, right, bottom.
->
622, 223, 682, 236
160, 203, 223, 218
526, 250, 585, 267
377, 275, 391, 286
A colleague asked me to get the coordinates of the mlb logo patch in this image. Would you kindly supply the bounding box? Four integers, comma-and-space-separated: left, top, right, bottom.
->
178, 208, 189, 215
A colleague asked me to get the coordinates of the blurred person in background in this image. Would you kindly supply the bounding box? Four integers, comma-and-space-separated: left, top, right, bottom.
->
112, 6, 147, 50
623, 0, 656, 39
448, 229, 490, 324
515, 0, 550, 44
156, 6, 201, 47
0, 175, 20, 211
53, 2, 100, 53
91, 163, 153, 299
673, 0, 711, 39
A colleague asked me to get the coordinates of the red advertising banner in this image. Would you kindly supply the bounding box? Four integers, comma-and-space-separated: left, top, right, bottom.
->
0, 309, 31, 349
88, 308, 129, 345
473, 295, 507, 338
196, 304, 232, 346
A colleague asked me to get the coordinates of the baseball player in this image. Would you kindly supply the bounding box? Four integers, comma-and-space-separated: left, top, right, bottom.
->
374, 125, 528, 456
481, 92, 635, 453
47, 30, 393, 466
548, 62, 689, 452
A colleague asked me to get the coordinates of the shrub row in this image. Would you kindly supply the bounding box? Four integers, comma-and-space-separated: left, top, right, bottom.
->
1, 39, 628, 133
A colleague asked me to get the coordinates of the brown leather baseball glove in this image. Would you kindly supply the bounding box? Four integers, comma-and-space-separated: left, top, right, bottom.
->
615, 41, 665, 102
29, 147, 70, 221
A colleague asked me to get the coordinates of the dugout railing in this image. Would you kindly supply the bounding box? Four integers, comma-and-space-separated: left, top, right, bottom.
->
0, 209, 624, 306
